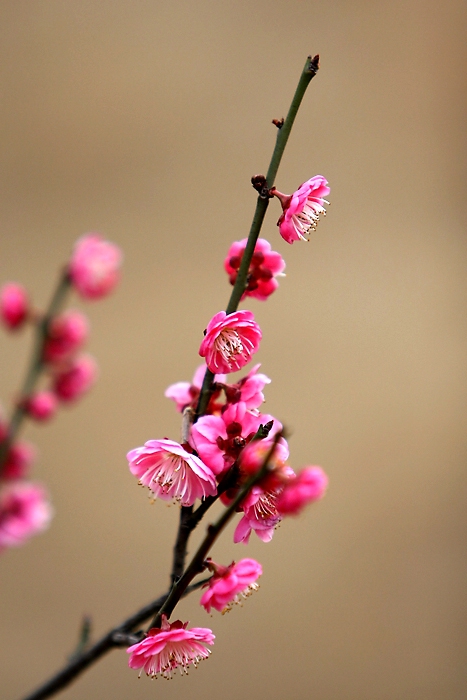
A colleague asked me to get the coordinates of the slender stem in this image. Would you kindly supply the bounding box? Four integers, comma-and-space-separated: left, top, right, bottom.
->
0, 270, 71, 471
18, 579, 209, 700
196, 54, 319, 417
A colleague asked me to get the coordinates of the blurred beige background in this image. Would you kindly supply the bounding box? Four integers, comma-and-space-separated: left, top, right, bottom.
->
1, 1, 466, 699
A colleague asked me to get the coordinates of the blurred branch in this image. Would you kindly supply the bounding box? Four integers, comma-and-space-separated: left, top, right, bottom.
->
0, 270, 71, 472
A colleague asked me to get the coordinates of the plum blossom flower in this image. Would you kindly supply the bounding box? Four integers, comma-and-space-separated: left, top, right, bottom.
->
24, 391, 58, 422
165, 364, 226, 415
233, 485, 283, 544
53, 354, 98, 402
0, 482, 53, 552
0, 283, 29, 330
189, 401, 281, 476
43, 310, 89, 364
224, 238, 285, 301
127, 438, 217, 506
68, 233, 122, 300
199, 310, 261, 374
271, 175, 330, 244
127, 615, 214, 679
200, 558, 262, 613
276, 466, 328, 515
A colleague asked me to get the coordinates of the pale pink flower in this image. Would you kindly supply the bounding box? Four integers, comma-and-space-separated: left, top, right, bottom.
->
233, 486, 282, 544
200, 558, 262, 613
127, 438, 217, 506
24, 391, 58, 422
199, 310, 262, 374
127, 615, 214, 679
271, 175, 330, 244
53, 353, 98, 402
0, 283, 29, 330
0, 482, 53, 551
1, 441, 37, 480
68, 233, 122, 300
224, 238, 285, 301
43, 310, 89, 364
276, 466, 328, 515
165, 365, 226, 415
189, 401, 281, 476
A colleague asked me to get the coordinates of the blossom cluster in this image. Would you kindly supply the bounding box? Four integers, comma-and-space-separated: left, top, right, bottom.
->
0, 233, 121, 552
126, 176, 330, 680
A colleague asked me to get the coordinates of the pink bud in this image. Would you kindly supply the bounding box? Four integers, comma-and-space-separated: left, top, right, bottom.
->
24, 391, 58, 422
2, 441, 37, 480
68, 234, 122, 300
0, 283, 29, 330
53, 354, 98, 403
43, 310, 89, 364
276, 466, 328, 515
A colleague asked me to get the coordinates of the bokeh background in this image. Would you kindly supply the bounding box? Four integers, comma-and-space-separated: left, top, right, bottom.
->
1, 2, 466, 699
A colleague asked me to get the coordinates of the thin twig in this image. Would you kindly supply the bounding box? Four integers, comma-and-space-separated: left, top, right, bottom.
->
18, 579, 209, 700
196, 54, 319, 418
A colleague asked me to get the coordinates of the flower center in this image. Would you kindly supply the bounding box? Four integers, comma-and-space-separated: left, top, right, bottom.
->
215, 329, 245, 367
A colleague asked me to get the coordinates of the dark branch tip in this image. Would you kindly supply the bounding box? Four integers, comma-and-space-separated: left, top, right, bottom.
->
307, 54, 320, 74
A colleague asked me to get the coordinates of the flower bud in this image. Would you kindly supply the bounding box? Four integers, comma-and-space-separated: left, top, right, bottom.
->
43, 310, 89, 364
0, 283, 29, 330
53, 354, 98, 402
24, 391, 58, 422
68, 233, 122, 300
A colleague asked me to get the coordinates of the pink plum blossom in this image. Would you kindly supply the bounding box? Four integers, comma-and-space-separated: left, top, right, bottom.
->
276, 466, 328, 515
200, 558, 262, 613
224, 238, 285, 301
127, 615, 214, 679
53, 354, 98, 402
68, 233, 122, 300
1, 441, 37, 480
24, 391, 58, 422
199, 310, 261, 374
127, 438, 217, 506
165, 364, 226, 415
0, 482, 53, 552
271, 175, 330, 244
189, 401, 281, 476
43, 310, 89, 364
0, 283, 29, 330
233, 485, 282, 544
